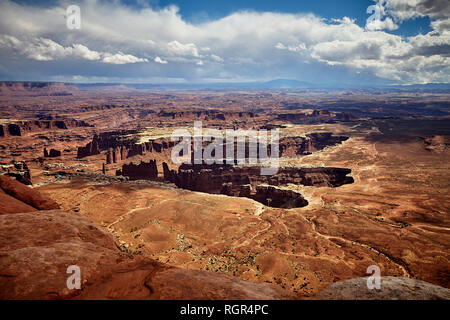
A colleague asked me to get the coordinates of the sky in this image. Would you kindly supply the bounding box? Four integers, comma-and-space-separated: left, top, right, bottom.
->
0, 0, 448, 86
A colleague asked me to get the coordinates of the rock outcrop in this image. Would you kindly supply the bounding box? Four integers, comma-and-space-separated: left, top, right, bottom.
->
421, 135, 450, 153
44, 148, 61, 158
0, 175, 59, 214
157, 109, 256, 122
162, 163, 352, 208
0, 81, 80, 96
0, 161, 32, 185
116, 160, 158, 180
79, 128, 347, 164
279, 133, 348, 157
77, 130, 175, 161
0, 119, 91, 138
276, 110, 358, 124
0, 210, 297, 300
77, 140, 100, 158
249, 185, 308, 208
311, 277, 450, 300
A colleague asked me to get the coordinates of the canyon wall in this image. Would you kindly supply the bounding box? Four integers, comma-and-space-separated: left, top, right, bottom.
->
276, 110, 359, 124
161, 163, 353, 208
0, 120, 92, 138
77, 130, 175, 160
157, 109, 257, 121
77, 127, 348, 164
116, 160, 158, 180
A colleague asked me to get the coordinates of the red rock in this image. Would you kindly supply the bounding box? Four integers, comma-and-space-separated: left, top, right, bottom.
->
0, 119, 91, 138
0, 175, 59, 213
48, 148, 61, 157
166, 163, 352, 208
117, 160, 158, 180
0, 210, 297, 300
0, 189, 37, 214
77, 140, 100, 158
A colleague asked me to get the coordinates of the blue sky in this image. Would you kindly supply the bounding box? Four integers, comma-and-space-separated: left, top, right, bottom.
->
0, 0, 448, 85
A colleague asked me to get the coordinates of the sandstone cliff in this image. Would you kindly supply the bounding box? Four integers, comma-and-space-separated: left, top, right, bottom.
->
162, 163, 353, 208
116, 160, 158, 180
0, 120, 91, 138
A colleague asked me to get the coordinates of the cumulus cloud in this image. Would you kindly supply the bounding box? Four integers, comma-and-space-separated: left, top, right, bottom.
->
0, 34, 147, 64
384, 0, 450, 21
166, 40, 200, 57
154, 56, 168, 64
70, 44, 102, 61
0, 0, 448, 84
102, 52, 148, 64
367, 0, 450, 29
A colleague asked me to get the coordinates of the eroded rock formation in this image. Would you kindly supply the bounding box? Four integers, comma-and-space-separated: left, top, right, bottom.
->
77, 140, 100, 159
0, 161, 32, 185
279, 133, 348, 157
157, 109, 256, 122
116, 160, 158, 180
162, 163, 353, 208
44, 148, 61, 158
77, 130, 175, 161
0, 120, 91, 138
276, 110, 359, 124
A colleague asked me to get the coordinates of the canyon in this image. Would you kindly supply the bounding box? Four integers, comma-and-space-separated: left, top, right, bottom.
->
0, 83, 448, 300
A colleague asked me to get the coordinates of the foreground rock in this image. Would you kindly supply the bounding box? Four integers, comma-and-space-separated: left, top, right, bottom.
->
311, 277, 450, 300
0, 175, 59, 214
0, 210, 297, 300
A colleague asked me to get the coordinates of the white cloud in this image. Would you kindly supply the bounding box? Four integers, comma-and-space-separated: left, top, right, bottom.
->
210, 54, 224, 63
71, 44, 101, 61
154, 56, 168, 64
384, 0, 450, 21
166, 40, 200, 57
0, 35, 70, 61
0, 0, 448, 84
0, 34, 147, 64
102, 52, 148, 64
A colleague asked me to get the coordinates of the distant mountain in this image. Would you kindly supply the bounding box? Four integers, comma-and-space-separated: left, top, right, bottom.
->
75, 79, 317, 90
1, 80, 448, 93
0, 81, 80, 96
